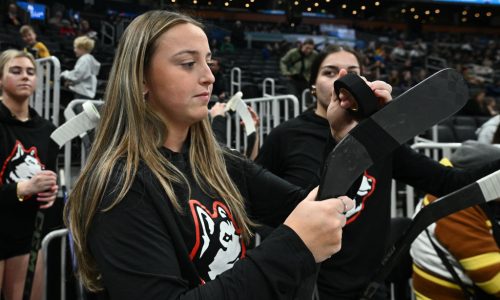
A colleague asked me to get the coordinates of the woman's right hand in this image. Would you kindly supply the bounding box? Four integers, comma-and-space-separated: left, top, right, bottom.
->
284, 187, 354, 263
17, 170, 57, 199
210, 102, 226, 118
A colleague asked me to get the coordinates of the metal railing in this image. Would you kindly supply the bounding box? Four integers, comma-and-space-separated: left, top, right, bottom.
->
31, 56, 61, 126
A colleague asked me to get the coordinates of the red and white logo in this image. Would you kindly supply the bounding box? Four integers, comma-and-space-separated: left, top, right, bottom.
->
189, 200, 246, 281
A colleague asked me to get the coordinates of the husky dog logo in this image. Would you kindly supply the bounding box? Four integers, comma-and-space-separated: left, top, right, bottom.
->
345, 171, 376, 224
0, 141, 44, 184
189, 200, 245, 281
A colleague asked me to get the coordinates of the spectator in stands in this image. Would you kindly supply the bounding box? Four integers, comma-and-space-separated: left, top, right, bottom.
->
486, 78, 500, 97
48, 10, 64, 28
460, 89, 497, 116
411, 141, 500, 299
387, 69, 401, 87
208, 57, 227, 102
19, 25, 51, 59
78, 19, 98, 40
477, 115, 500, 144
390, 41, 406, 62
230, 20, 246, 49
0, 49, 58, 300
65, 10, 354, 300
279, 38, 317, 106
5, 3, 21, 28
59, 19, 77, 38
219, 35, 235, 54
399, 69, 415, 90
61, 36, 101, 100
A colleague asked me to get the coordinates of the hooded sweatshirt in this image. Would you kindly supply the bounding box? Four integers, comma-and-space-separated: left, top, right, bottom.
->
0, 101, 58, 256
61, 53, 101, 98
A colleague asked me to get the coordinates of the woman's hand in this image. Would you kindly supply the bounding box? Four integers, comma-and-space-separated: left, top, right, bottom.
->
210, 102, 226, 118
36, 184, 58, 209
17, 170, 58, 209
328, 69, 393, 141
284, 187, 354, 263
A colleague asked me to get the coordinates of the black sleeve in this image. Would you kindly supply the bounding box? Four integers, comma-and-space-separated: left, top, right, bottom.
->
211, 115, 227, 145
228, 152, 310, 227
254, 127, 283, 176
46, 137, 59, 173
392, 144, 500, 197
89, 174, 316, 300
0, 182, 18, 206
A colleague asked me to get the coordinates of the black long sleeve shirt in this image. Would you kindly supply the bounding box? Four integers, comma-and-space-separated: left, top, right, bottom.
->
88, 147, 314, 300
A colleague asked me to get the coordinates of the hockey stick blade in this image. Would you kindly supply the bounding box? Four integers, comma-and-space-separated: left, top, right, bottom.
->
361, 169, 500, 300
318, 68, 468, 200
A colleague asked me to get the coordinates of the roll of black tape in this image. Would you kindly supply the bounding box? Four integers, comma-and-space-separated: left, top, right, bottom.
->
334, 73, 378, 119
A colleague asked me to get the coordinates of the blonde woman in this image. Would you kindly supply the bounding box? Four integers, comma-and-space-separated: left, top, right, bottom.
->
0, 50, 58, 300
65, 10, 354, 300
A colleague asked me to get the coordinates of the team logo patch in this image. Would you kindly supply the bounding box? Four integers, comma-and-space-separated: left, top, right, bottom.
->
0, 140, 44, 184
189, 200, 245, 281
345, 171, 376, 224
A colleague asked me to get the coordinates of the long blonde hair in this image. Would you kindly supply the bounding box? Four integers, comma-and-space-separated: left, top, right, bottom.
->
65, 10, 254, 292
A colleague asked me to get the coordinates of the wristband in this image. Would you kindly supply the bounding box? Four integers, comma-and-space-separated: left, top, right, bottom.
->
16, 182, 25, 202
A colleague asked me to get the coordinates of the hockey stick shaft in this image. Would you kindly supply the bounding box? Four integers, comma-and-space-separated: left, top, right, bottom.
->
23, 210, 45, 300
361, 169, 500, 300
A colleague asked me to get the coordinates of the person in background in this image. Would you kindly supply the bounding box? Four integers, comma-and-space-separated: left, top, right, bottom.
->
5, 3, 21, 27
208, 57, 228, 102
0, 49, 59, 300
230, 20, 245, 49
477, 115, 500, 144
460, 89, 496, 117
78, 19, 98, 40
61, 36, 101, 100
219, 35, 235, 54
319, 54, 500, 300
411, 141, 500, 299
280, 39, 318, 107
19, 25, 51, 59
65, 10, 354, 300
261, 43, 500, 299
257, 45, 368, 189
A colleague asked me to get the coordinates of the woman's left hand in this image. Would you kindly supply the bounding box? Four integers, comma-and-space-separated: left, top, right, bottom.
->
328, 70, 393, 141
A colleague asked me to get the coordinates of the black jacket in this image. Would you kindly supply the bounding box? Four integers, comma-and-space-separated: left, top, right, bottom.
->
89, 146, 315, 300
0, 101, 58, 248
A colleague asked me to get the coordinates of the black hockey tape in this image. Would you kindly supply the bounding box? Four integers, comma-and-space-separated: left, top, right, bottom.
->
349, 117, 400, 162
334, 73, 378, 119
